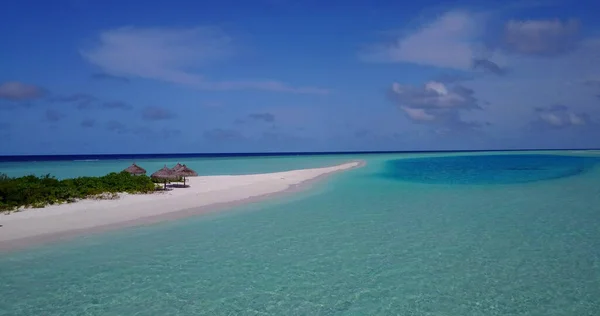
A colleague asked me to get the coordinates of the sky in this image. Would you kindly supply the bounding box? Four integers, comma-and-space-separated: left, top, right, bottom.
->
1, 0, 599, 154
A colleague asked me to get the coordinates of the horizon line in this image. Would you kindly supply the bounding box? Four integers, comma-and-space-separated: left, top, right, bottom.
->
1, 148, 599, 162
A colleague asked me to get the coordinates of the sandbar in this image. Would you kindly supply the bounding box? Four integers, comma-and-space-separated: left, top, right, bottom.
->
0, 161, 364, 251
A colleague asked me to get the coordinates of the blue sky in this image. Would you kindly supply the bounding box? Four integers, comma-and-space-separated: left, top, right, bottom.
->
1, 0, 599, 154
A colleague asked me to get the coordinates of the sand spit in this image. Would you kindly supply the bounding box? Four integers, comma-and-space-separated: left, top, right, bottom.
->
0, 161, 364, 251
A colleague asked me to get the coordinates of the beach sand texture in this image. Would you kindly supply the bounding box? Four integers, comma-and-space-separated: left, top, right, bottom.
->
0, 161, 363, 250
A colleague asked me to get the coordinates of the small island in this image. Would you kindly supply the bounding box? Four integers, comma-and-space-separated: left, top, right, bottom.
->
0, 161, 364, 250
0, 162, 198, 213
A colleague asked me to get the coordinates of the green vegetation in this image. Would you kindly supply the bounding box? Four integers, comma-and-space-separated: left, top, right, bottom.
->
0, 172, 156, 213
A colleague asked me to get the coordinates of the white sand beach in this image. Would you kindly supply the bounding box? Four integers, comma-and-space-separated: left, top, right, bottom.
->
0, 161, 364, 250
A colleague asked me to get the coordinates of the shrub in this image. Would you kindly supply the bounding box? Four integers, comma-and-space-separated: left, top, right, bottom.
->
0, 172, 156, 213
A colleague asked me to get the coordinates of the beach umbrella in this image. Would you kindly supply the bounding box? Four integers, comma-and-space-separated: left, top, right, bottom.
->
123, 163, 146, 175
174, 164, 198, 187
170, 163, 185, 186
172, 163, 184, 172
151, 165, 178, 189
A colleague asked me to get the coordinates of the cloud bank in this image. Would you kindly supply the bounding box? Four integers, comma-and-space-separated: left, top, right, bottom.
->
366, 8, 598, 146
390, 81, 486, 132
81, 26, 329, 94
533, 105, 591, 129
361, 11, 486, 70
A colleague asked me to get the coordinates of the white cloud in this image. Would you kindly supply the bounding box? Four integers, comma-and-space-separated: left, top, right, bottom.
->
534, 105, 590, 128
362, 11, 484, 69
401, 107, 436, 121
390, 81, 485, 131
568, 112, 585, 125
391, 81, 480, 110
81, 26, 329, 94
366, 6, 599, 146
425, 82, 448, 95
0, 81, 45, 101
504, 19, 580, 56
82, 27, 229, 85
539, 112, 563, 126
464, 35, 600, 133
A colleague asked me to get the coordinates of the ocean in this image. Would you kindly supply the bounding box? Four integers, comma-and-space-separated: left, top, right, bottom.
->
1, 151, 600, 315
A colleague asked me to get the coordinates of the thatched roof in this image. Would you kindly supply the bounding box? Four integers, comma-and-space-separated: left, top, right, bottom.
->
175, 164, 198, 177
123, 163, 146, 175
172, 163, 184, 172
151, 165, 178, 180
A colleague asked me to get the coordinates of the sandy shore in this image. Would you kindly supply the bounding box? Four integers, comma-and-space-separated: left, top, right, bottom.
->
0, 161, 364, 251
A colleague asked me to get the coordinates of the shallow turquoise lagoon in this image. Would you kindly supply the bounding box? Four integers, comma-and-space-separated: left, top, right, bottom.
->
1, 151, 600, 315
0, 154, 357, 179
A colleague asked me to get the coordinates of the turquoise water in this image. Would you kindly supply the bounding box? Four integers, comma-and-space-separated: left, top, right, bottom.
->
1, 151, 600, 315
385, 154, 600, 184
0, 155, 357, 179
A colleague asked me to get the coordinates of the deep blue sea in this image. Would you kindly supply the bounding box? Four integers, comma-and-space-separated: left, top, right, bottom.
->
1, 150, 600, 315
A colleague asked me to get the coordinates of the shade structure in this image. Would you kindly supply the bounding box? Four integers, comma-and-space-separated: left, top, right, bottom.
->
151, 165, 178, 189
172, 163, 184, 172
123, 163, 146, 175
173, 164, 198, 187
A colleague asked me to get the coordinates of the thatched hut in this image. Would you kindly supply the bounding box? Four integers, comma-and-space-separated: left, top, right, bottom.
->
151, 165, 178, 190
123, 163, 146, 175
174, 164, 198, 187
172, 163, 184, 172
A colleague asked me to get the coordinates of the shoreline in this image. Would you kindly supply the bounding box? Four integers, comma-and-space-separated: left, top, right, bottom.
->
0, 160, 365, 252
